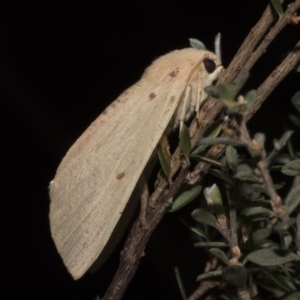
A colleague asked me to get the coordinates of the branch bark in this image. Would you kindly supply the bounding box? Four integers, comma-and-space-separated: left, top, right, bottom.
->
102, 1, 300, 299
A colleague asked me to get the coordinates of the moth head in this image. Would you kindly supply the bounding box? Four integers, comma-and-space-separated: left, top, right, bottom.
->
202, 54, 223, 84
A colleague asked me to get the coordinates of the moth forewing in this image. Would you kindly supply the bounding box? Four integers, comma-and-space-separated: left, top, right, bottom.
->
49, 48, 222, 279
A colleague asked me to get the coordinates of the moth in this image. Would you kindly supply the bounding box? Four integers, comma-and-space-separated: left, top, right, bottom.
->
49, 46, 223, 279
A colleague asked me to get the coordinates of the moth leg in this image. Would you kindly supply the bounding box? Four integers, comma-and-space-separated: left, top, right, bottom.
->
195, 69, 204, 119
195, 70, 210, 127
179, 84, 192, 134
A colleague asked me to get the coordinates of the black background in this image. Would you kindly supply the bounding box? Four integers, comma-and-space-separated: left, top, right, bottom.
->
2, 1, 299, 299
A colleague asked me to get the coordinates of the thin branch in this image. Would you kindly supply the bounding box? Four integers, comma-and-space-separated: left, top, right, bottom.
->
236, 0, 300, 84
102, 163, 190, 300
220, 0, 285, 85
257, 152, 288, 220
188, 280, 220, 300
102, 2, 299, 299
226, 185, 239, 257
187, 257, 220, 300
248, 39, 300, 120
237, 288, 251, 300
238, 117, 289, 221
190, 39, 300, 184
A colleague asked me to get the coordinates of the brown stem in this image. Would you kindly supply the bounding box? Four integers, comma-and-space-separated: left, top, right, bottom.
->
187, 280, 220, 300
240, 117, 289, 221
236, 0, 300, 84
237, 288, 252, 300
257, 152, 289, 221
247, 39, 300, 121
219, 0, 285, 85
102, 2, 299, 299
102, 163, 190, 300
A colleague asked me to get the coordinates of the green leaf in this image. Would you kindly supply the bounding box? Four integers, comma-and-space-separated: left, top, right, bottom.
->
221, 265, 250, 288
234, 163, 259, 183
179, 217, 209, 240
270, 0, 284, 18
189, 38, 206, 50
276, 130, 294, 149
196, 270, 222, 281
274, 182, 285, 190
190, 144, 208, 155
281, 160, 300, 176
179, 124, 191, 156
240, 206, 275, 218
238, 182, 266, 200
288, 115, 300, 128
275, 153, 292, 165
273, 218, 296, 231
244, 89, 257, 115
267, 130, 294, 166
219, 85, 236, 103
255, 240, 280, 249
195, 156, 223, 167
254, 132, 266, 148
194, 242, 229, 248
285, 184, 300, 215
204, 184, 223, 212
203, 121, 222, 138
252, 228, 271, 244
191, 208, 218, 227
174, 267, 187, 300
209, 248, 230, 265
257, 268, 290, 295
157, 143, 171, 179
189, 226, 209, 240
204, 85, 221, 98
244, 249, 300, 266
280, 231, 293, 250
226, 103, 247, 115
208, 168, 233, 186
232, 72, 250, 97
170, 185, 202, 212
280, 292, 300, 300
205, 84, 236, 103
258, 283, 285, 298
226, 146, 238, 171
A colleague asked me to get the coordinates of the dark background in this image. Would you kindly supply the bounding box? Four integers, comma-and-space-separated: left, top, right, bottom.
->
2, 1, 299, 299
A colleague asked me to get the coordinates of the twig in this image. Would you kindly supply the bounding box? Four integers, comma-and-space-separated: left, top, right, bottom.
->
239, 117, 289, 221
188, 280, 220, 300
102, 163, 190, 300
226, 185, 240, 262
248, 39, 300, 120
237, 0, 300, 83
257, 152, 288, 220
151, 3, 300, 193
220, 0, 285, 85
237, 288, 251, 300
190, 38, 300, 183
102, 2, 299, 299
187, 257, 220, 300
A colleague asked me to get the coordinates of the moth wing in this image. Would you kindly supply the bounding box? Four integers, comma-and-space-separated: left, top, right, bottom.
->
49, 50, 194, 279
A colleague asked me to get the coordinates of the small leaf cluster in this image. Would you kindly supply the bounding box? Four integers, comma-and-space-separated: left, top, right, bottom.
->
171, 84, 300, 299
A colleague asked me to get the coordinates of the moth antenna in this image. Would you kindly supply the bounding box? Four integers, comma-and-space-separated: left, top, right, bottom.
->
214, 33, 222, 61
